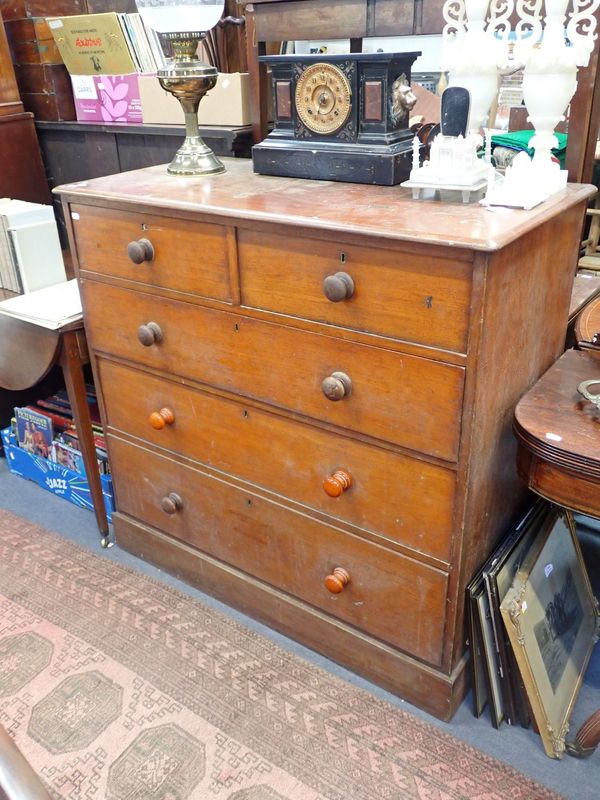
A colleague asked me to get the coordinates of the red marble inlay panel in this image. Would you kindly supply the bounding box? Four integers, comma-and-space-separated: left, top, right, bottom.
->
364, 81, 383, 121
275, 81, 292, 119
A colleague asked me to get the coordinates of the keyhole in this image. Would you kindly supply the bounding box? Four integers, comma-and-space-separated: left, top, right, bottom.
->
141, 223, 148, 231
339, 252, 347, 264
234, 323, 240, 332
425, 296, 433, 309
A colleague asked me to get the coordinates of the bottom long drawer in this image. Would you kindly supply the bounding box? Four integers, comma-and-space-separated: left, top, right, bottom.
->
108, 435, 449, 666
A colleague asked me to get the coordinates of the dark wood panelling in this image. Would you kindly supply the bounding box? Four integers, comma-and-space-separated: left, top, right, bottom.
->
20, 90, 75, 120
14, 62, 71, 94
0, 112, 51, 203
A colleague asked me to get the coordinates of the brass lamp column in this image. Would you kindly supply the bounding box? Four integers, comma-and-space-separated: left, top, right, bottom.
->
158, 32, 225, 176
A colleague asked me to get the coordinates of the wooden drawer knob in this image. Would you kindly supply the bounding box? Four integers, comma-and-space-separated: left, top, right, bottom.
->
127, 238, 155, 264
323, 470, 352, 497
323, 272, 354, 302
324, 567, 350, 594
321, 371, 352, 401
160, 492, 183, 514
137, 321, 163, 346
149, 407, 175, 429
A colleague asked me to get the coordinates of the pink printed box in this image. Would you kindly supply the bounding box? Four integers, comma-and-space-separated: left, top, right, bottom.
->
70, 74, 143, 123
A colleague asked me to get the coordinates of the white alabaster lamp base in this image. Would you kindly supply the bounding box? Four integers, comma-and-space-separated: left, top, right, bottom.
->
483, 151, 568, 210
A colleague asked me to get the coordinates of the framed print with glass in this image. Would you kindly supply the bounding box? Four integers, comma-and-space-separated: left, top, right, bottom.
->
500, 511, 600, 758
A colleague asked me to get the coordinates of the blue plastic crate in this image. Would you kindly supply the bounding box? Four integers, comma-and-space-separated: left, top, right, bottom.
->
1, 427, 114, 521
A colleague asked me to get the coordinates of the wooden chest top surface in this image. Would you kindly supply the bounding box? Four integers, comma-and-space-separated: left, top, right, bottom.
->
55, 159, 596, 252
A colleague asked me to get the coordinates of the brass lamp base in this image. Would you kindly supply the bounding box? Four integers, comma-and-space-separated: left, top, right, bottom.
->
158, 33, 225, 176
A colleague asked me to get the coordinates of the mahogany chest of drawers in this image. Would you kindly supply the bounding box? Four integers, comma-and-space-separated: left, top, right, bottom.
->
57, 162, 594, 719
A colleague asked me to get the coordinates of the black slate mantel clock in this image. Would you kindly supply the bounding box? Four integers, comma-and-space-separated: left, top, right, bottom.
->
252, 51, 422, 186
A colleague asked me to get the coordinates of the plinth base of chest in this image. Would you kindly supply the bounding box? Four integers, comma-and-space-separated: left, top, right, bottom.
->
113, 511, 469, 721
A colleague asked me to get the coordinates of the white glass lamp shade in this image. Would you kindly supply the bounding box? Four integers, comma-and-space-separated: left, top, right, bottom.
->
136, 0, 225, 33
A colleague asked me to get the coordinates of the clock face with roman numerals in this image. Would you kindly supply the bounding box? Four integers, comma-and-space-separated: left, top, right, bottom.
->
295, 63, 352, 135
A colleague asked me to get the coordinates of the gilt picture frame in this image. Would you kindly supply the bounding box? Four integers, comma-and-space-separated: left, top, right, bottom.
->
500, 511, 600, 758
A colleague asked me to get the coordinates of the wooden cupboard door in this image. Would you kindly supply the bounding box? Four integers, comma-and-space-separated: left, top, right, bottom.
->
108, 435, 449, 665
238, 230, 472, 353
419, 0, 445, 34
71, 204, 231, 302
83, 281, 465, 461
372, 0, 415, 36
98, 358, 457, 562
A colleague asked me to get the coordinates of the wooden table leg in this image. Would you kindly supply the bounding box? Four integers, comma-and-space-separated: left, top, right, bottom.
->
58, 330, 109, 547
566, 708, 600, 758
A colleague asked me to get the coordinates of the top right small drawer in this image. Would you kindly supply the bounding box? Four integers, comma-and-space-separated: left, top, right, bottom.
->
238, 230, 472, 353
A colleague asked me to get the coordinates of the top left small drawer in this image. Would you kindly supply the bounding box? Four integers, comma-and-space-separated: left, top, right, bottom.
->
70, 204, 231, 302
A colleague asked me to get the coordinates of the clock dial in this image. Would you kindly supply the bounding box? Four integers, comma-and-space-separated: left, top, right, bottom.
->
295, 63, 352, 135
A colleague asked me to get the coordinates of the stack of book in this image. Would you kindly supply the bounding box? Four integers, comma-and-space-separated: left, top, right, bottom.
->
12, 386, 109, 478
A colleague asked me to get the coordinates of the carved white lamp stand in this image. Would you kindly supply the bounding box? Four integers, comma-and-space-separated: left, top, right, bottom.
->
442, 0, 512, 141
485, 0, 598, 209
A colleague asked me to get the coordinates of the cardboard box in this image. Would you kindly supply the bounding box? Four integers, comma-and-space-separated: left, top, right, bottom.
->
1, 427, 114, 521
139, 72, 250, 126
71, 73, 142, 123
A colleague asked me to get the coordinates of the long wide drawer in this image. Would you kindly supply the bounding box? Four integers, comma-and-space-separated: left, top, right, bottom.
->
71, 204, 231, 302
238, 230, 472, 353
83, 281, 465, 461
98, 359, 456, 562
108, 435, 449, 666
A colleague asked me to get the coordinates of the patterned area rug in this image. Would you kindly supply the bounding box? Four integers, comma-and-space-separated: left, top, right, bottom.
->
0, 509, 562, 800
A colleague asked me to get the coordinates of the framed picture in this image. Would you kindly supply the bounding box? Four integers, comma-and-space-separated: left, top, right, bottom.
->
467, 579, 491, 719
466, 499, 548, 727
486, 500, 555, 729
501, 511, 600, 758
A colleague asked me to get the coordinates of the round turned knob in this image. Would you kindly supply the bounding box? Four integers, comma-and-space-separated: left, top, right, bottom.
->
149, 407, 175, 430
160, 492, 183, 515
137, 321, 163, 347
323, 470, 352, 497
321, 371, 352, 401
127, 238, 155, 264
323, 272, 354, 302
324, 567, 350, 594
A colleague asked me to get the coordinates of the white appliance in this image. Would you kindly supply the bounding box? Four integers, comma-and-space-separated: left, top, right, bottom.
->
0, 199, 66, 294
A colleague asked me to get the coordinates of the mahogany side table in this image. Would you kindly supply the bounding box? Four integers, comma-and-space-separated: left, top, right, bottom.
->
0, 313, 109, 546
